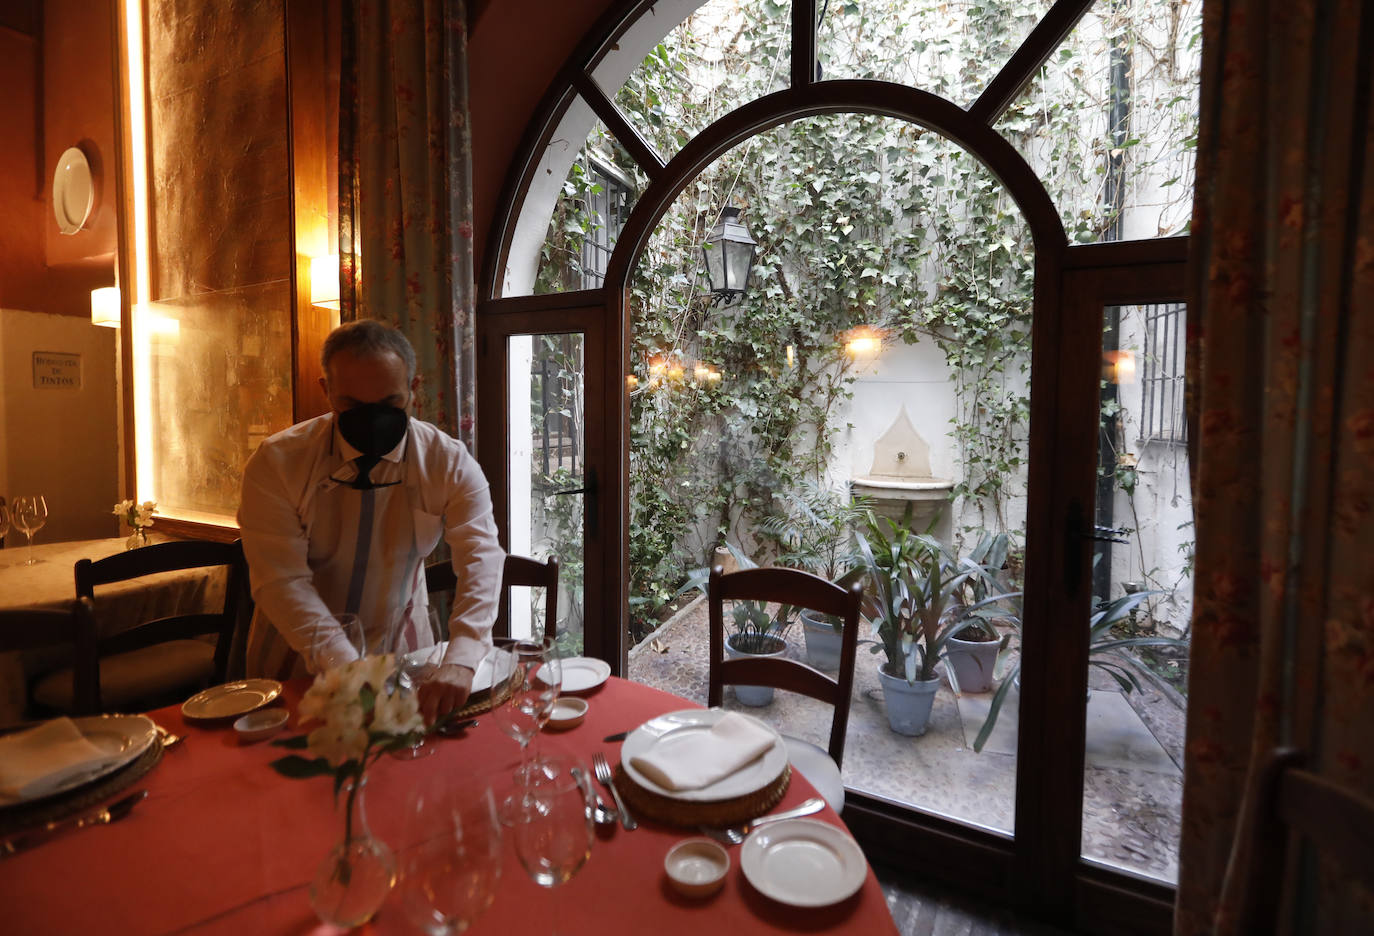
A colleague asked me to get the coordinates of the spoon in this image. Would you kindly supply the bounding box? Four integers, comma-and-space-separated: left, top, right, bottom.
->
571, 767, 617, 827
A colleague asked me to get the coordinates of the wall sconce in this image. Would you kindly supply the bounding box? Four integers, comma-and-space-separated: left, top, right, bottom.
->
91, 286, 121, 327
702, 207, 758, 306
310, 254, 341, 309
1103, 350, 1136, 384
844, 326, 883, 357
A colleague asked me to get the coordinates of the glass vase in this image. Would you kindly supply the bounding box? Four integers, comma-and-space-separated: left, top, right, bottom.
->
124, 528, 148, 550
309, 775, 396, 928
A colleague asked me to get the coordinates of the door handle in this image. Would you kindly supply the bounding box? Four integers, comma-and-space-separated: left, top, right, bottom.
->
547, 467, 597, 539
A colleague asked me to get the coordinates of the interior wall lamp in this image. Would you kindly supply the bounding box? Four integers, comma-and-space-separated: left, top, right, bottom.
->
91, 286, 121, 327
310, 254, 341, 309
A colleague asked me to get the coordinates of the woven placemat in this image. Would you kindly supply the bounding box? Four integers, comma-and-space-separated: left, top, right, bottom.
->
614, 762, 791, 828
0, 740, 163, 837
451, 666, 519, 720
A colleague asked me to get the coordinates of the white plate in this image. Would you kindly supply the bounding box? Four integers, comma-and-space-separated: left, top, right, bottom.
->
740, 818, 867, 908
557, 656, 611, 694
181, 679, 283, 720
53, 146, 94, 234
0, 714, 158, 807
402, 643, 502, 694
621, 708, 787, 802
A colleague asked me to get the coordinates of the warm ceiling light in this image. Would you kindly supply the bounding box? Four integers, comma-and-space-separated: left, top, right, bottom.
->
91, 286, 120, 327
310, 255, 341, 309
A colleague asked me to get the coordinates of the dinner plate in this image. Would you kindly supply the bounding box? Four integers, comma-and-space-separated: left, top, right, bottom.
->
621, 708, 787, 802
401, 643, 502, 694
181, 679, 283, 721
557, 656, 611, 694
0, 714, 158, 807
739, 818, 867, 908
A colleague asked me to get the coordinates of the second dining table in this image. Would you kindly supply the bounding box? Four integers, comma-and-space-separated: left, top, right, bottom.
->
1, 673, 900, 935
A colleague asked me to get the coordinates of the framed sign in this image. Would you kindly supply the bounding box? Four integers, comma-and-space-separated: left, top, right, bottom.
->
33, 351, 82, 389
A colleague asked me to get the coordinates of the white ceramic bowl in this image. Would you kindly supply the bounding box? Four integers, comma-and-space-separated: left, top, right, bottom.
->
233, 707, 289, 743
664, 838, 730, 899
545, 696, 588, 730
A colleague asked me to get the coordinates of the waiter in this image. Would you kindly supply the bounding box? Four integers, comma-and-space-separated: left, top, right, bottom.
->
238, 320, 505, 723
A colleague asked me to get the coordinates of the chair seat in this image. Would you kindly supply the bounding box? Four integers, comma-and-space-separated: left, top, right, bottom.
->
784, 735, 845, 813
34, 640, 216, 712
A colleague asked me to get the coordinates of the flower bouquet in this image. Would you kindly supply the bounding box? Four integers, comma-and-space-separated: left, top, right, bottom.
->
113, 499, 156, 549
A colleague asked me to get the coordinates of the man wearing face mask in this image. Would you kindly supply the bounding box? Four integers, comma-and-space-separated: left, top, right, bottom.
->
238, 320, 505, 723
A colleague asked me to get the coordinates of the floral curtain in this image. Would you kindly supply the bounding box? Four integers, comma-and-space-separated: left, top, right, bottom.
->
1177, 0, 1373, 932
339, 0, 477, 448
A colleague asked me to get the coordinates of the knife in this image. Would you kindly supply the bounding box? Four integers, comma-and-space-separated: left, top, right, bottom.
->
603, 731, 628, 743
0, 789, 147, 858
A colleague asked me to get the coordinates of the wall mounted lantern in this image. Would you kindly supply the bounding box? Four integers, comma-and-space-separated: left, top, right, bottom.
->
702, 207, 757, 305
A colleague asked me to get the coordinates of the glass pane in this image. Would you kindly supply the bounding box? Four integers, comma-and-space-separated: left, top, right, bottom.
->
625, 114, 1037, 838
818, 0, 1052, 103
508, 333, 586, 654
534, 120, 649, 295
994, 0, 1202, 243
1080, 301, 1193, 883
593, 0, 790, 164
138, 284, 294, 524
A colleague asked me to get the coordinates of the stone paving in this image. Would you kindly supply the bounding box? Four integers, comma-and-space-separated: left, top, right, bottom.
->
627, 596, 1185, 883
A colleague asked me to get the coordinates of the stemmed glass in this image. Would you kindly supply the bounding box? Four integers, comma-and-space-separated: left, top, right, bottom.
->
388, 609, 447, 760
512, 756, 594, 936
397, 773, 503, 935
0, 503, 10, 551
493, 636, 562, 786
11, 495, 48, 566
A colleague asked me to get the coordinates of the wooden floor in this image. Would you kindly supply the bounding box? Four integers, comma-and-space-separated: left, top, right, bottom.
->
872, 862, 1078, 936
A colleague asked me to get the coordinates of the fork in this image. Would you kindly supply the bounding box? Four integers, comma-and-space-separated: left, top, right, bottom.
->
699, 796, 827, 845
591, 752, 637, 831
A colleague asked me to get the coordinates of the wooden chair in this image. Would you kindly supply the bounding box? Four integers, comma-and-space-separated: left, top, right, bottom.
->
708, 565, 863, 812
33, 540, 252, 713
425, 553, 560, 641
1236, 748, 1374, 934
1, 598, 99, 718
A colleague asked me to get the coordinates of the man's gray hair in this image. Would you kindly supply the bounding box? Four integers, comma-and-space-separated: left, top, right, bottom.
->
321, 320, 417, 382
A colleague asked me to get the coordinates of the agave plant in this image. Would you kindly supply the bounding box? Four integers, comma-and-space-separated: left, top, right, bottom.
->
971, 589, 1188, 752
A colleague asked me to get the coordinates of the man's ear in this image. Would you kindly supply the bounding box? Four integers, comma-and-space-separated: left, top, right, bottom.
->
318, 375, 329, 399
409, 376, 421, 408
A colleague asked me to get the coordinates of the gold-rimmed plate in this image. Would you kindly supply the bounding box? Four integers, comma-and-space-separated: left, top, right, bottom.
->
181, 679, 283, 721
0, 715, 158, 807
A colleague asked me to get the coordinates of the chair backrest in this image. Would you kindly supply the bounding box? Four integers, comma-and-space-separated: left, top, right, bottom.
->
1237, 748, 1374, 934
708, 565, 863, 766
74, 539, 251, 690
425, 553, 560, 641
0, 598, 99, 715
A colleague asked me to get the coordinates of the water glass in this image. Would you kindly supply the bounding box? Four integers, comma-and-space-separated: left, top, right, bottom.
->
493, 637, 562, 773
397, 774, 503, 935
512, 756, 593, 934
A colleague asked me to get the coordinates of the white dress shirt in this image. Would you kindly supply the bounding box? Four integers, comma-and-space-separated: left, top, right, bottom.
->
238, 413, 504, 679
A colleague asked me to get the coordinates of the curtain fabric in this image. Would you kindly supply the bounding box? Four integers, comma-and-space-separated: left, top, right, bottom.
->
339, 0, 477, 448
1178, 0, 1373, 932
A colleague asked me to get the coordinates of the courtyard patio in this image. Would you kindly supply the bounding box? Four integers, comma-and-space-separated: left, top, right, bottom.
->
627, 596, 1187, 883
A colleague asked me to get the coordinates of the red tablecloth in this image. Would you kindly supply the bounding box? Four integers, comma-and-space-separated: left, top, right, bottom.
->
1, 676, 898, 935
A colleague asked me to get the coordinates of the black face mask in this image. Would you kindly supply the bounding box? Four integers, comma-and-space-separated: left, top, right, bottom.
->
337, 402, 409, 457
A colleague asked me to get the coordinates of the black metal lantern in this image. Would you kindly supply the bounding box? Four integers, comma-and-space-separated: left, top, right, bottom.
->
702, 207, 758, 305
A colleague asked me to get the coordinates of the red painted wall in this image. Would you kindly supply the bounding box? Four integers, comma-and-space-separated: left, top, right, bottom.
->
0, 27, 46, 311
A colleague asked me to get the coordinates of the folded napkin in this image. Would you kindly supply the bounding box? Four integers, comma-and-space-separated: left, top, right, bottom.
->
629, 712, 776, 792
0, 718, 119, 802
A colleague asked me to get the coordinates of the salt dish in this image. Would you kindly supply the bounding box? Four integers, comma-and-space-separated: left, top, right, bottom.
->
233, 708, 289, 743
546, 696, 588, 730
664, 838, 730, 899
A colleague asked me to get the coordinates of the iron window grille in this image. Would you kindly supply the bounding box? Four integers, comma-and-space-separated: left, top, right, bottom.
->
1139, 302, 1187, 445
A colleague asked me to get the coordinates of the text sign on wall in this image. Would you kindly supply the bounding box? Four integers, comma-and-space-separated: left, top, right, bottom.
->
33, 351, 82, 390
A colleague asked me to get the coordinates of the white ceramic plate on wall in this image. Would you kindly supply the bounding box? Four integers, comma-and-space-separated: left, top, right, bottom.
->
53, 146, 94, 235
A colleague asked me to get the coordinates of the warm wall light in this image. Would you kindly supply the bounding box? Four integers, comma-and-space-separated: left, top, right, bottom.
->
91, 286, 120, 327
785, 345, 795, 369
310, 255, 341, 309
844, 326, 884, 357
1104, 350, 1137, 384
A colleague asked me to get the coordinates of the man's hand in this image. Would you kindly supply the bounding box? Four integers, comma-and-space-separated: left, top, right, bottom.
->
417, 663, 475, 726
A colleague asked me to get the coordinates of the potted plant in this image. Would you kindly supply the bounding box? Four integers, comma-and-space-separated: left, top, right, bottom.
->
679, 542, 794, 706
943, 532, 1018, 693
760, 481, 869, 671
854, 509, 984, 736
971, 589, 1188, 752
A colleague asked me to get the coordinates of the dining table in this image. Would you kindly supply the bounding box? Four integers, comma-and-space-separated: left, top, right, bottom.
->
0, 674, 900, 935
0, 535, 228, 725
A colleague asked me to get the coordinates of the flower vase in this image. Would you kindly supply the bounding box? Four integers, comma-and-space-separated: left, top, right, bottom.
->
125, 529, 148, 550
309, 775, 396, 928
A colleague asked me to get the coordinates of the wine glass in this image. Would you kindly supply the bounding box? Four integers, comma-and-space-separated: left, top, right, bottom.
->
492, 636, 562, 785
11, 495, 48, 566
0, 502, 10, 549
511, 755, 593, 935
397, 772, 503, 935
388, 610, 446, 760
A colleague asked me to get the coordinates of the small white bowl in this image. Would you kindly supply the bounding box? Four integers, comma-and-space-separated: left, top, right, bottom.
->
233, 707, 289, 743
545, 696, 588, 730
664, 838, 730, 899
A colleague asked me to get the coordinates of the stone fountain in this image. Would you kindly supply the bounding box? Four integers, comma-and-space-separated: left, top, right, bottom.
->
850, 405, 955, 545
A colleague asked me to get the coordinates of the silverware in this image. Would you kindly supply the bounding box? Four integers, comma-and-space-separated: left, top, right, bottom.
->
602, 731, 628, 743
699, 796, 826, 845
571, 767, 617, 827
591, 752, 637, 831
155, 725, 183, 750
1, 789, 148, 858
435, 717, 478, 738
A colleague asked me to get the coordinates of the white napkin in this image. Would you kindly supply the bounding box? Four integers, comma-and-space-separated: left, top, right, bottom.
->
0, 718, 119, 802
630, 712, 776, 792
